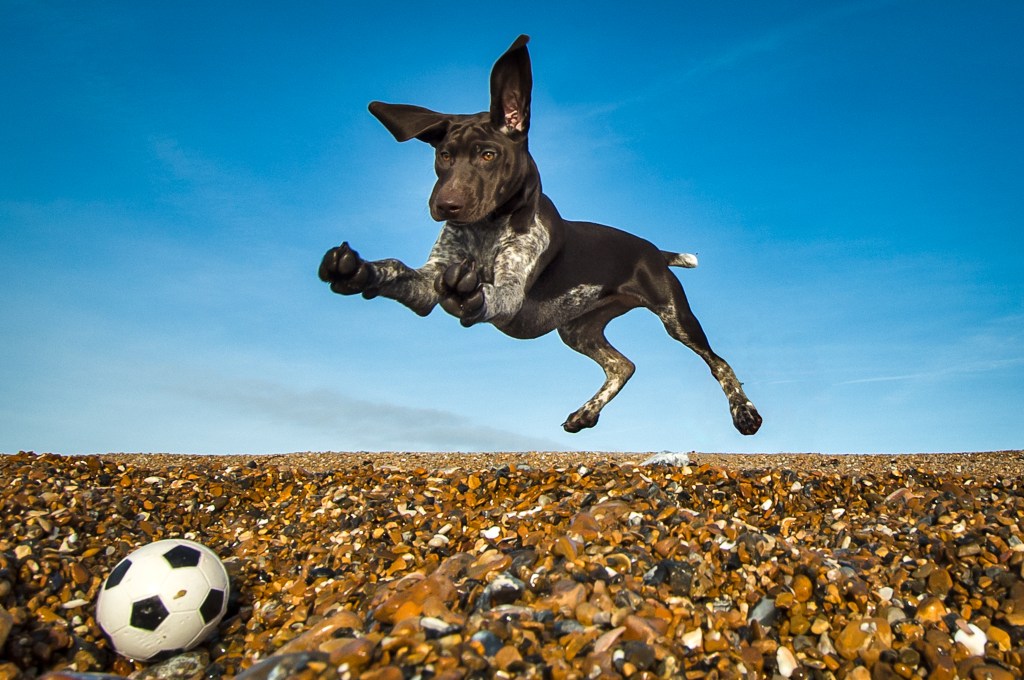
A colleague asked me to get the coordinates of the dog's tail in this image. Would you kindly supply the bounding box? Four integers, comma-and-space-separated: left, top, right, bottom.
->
662, 251, 698, 269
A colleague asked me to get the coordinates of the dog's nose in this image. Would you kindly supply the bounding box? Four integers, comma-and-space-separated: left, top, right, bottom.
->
435, 198, 464, 219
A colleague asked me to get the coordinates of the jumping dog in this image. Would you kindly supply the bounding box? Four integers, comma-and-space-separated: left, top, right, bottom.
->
319, 35, 762, 436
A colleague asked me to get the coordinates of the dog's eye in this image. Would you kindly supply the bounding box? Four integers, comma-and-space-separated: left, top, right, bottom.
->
438, 150, 452, 162
480, 150, 497, 162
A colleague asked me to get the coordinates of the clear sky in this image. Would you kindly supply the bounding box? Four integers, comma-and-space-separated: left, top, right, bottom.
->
2, 1, 1022, 455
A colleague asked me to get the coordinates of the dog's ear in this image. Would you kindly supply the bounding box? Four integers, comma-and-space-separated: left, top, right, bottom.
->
490, 34, 532, 136
369, 102, 451, 145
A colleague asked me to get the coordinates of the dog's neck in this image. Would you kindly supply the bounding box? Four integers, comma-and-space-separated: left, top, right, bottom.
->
500, 153, 542, 234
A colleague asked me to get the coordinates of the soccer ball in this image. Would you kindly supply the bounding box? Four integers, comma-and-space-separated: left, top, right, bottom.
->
95, 538, 230, 660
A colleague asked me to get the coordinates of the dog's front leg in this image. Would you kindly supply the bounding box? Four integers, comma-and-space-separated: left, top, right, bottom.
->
435, 258, 486, 325
435, 226, 549, 327
319, 242, 443, 317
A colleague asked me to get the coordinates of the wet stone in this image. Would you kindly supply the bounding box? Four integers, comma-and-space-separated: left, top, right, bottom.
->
420, 616, 460, 639
613, 640, 655, 674
477, 572, 525, 609
0, 607, 12, 649
916, 596, 948, 623
131, 652, 209, 680
643, 559, 693, 597
232, 652, 331, 680
970, 664, 1016, 680
38, 675, 125, 680
749, 596, 779, 626
469, 630, 503, 657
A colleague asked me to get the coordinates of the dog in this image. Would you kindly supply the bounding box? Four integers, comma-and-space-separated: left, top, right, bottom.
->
319, 35, 762, 436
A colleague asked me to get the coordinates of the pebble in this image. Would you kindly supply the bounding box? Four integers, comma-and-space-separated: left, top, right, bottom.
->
469, 630, 502, 657
477, 572, 525, 609
232, 652, 330, 679
955, 622, 987, 656
0, 606, 12, 648
748, 595, 779, 625
776, 645, 798, 677
130, 651, 208, 679
4, 450, 1024, 678
916, 596, 948, 623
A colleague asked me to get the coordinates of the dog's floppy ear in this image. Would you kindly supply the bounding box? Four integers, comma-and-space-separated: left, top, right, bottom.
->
368, 102, 451, 145
490, 34, 532, 136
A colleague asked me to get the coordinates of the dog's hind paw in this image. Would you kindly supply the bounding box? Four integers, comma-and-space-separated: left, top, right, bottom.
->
319, 242, 376, 296
435, 258, 486, 326
731, 401, 763, 435
562, 408, 599, 433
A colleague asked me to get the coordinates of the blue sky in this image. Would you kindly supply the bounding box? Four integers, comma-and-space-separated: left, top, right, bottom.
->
2, 1, 1022, 455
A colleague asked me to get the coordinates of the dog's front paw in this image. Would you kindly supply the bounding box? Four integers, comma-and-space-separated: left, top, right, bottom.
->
319, 242, 376, 296
435, 258, 486, 326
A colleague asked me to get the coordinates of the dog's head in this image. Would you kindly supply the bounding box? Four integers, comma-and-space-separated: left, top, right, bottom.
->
368, 35, 540, 230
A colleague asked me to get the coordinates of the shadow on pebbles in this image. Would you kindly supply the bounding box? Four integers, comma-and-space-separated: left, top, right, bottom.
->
3, 450, 1024, 679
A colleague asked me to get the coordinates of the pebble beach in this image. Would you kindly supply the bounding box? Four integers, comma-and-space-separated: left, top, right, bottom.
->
3, 449, 1024, 679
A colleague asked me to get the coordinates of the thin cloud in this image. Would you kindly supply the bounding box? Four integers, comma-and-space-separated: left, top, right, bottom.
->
168, 374, 565, 452
838, 358, 1024, 387
596, 0, 898, 115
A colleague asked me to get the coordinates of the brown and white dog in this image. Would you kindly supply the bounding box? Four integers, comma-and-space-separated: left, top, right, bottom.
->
319, 35, 762, 435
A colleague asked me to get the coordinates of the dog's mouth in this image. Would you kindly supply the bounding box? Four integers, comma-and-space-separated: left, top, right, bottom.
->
437, 209, 500, 228
430, 207, 477, 227
440, 214, 488, 228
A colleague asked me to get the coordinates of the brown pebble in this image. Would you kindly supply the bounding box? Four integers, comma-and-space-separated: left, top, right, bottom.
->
274, 609, 365, 657
792, 574, 813, 602
920, 641, 957, 680
70, 563, 90, 586
466, 551, 510, 579
970, 665, 1016, 680
916, 596, 948, 623
493, 645, 523, 671
552, 536, 579, 561
360, 666, 404, 680
928, 567, 954, 596
987, 625, 1011, 652
592, 627, 626, 655
319, 637, 375, 670
575, 601, 602, 626
541, 579, 586, 616
0, 607, 12, 650
740, 645, 764, 672
622, 614, 666, 644
704, 630, 731, 653
653, 537, 680, 558
834, 620, 871, 660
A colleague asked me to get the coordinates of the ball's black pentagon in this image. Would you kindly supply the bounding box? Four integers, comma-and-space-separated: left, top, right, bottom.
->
104, 558, 132, 589
163, 543, 202, 568
130, 595, 169, 631
199, 588, 225, 623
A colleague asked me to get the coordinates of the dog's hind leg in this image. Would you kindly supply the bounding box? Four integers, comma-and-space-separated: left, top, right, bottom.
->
653, 277, 762, 435
557, 308, 635, 433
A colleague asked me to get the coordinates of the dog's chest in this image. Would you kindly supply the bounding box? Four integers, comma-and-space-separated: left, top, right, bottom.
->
446, 217, 549, 284
456, 226, 505, 281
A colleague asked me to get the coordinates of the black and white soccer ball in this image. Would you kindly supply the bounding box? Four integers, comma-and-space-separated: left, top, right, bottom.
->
95, 538, 230, 660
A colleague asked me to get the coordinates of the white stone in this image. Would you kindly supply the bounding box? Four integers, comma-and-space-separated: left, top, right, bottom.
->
954, 622, 987, 656
641, 451, 691, 467
481, 526, 501, 540
776, 646, 798, 677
